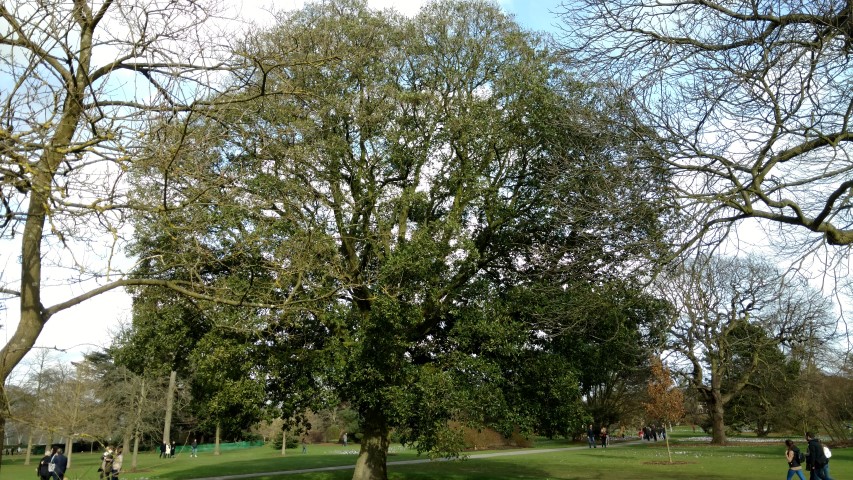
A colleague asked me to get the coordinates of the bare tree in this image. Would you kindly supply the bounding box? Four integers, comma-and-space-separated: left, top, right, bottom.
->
7, 349, 57, 466
657, 255, 835, 444
0, 0, 291, 467
88, 355, 172, 471
560, 0, 853, 260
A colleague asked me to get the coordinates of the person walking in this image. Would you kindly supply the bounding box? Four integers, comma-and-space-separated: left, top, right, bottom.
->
191, 438, 198, 458
821, 444, 834, 480
600, 426, 608, 448
99, 445, 114, 480
805, 432, 833, 480
110, 446, 123, 480
36, 447, 54, 480
785, 439, 806, 480
301, 437, 308, 454
50, 447, 68, 480
586, 424, 596, 448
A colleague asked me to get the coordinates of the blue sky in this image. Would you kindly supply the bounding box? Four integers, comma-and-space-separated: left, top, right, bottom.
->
503, 0, 565, 33
238, 1, 567, 33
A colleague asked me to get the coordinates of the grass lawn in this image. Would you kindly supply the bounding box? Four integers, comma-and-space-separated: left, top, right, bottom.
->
1, 431, 847, 480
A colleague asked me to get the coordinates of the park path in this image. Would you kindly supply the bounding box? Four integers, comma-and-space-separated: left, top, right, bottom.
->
188, 440, 646, 480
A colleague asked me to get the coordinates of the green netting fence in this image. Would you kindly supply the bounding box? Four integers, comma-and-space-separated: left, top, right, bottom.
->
173, 440, 264, 455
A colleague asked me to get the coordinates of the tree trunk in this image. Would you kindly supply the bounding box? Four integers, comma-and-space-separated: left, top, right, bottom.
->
281, 430, 286, 456
132, 433, 141, 471
0, 410, 6, 471
214, 422, 221, 456
122, 419, 133, 464
25, 430, 34, 465
756, 418, 768, 437
352, 412, 390, 480
162, 370, 177, 447
123, 435, 132, 463
132, 378, 146, 470
65, 437, 73, 468
0, 186, 50, 473
710, 393, 726, 444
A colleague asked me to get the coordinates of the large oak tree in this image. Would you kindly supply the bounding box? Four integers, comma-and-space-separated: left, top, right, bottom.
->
131, 1, 674, 479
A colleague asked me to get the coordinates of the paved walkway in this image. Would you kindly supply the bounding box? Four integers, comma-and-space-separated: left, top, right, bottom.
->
189, 440, 645, 480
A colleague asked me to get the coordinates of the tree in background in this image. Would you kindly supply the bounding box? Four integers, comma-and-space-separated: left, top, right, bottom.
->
4, 384, 34, 454
84, 350, 171, 471
541, 282, 671, 429
57, 360, 105, 467
561, 0, 853, 442
658, 255, 835, 444
723, 336, 800, 437
8, 349, 58, 465
189, 315, 266, 455
791, 352, 853, 441
644, 357, 684, 463
112, 289, 208, 454
561, 0, 853, 260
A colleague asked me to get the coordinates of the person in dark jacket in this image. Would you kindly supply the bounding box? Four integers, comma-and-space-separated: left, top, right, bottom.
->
586, 424, 596, 448
50, 447, 68, 480
36, 448, 55, 480
805, 432, 833, 480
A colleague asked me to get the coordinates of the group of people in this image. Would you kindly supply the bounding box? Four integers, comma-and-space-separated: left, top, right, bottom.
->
785, 433, 835, 480
586, 424, 609, 448
36, 445, 123, 480
159, 441, 177, 458
97, 445, 124, 480
36, 447, 68, 480
639, 424, 666, 441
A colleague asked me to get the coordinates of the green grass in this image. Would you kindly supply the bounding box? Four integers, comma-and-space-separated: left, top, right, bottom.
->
2, 434, 848, 480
